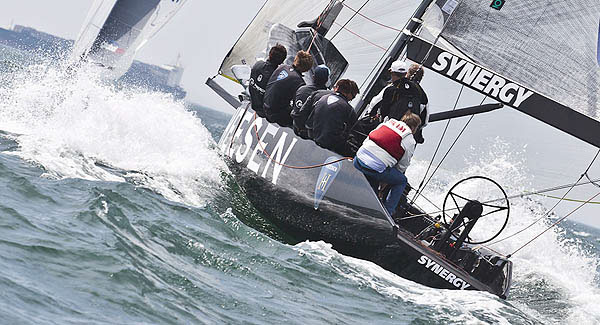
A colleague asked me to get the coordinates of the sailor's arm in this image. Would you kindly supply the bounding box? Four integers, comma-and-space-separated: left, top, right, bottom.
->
395, 135, 417, 173
365, 86, 386, 117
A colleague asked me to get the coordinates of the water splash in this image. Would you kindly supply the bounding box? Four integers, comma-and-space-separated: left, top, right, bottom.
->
406, 138, 600, 323
0, 61, 226, 206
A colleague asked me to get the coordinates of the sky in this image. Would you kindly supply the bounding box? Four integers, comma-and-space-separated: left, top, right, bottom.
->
2, 1, 600, 228
0, 0, 264, 113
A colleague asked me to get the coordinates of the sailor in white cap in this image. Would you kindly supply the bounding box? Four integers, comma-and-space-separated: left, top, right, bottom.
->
364, 60, 409, 120
378, 60, 423, 126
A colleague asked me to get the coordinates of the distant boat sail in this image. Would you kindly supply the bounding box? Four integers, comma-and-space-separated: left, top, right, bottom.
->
71, 0, 187, 77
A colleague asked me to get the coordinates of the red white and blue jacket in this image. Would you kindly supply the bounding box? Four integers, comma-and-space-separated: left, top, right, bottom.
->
356, 119, 416, 173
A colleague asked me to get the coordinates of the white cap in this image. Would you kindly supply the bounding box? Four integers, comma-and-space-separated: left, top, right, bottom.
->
390, 60, 408, 73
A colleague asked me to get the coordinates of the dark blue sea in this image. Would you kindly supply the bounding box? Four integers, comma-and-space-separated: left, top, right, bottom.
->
1, 44, 600, 324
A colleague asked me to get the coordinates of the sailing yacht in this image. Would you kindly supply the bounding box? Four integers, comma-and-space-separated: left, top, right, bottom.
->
207, 0, 600, 298
71, 0, 187, 78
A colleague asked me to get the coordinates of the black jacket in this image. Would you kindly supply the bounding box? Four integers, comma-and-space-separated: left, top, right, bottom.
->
294, 83, 327, 111
249, 60, 278, 116
412, 82, 429, 143
291, 85, 329, 137
263, 64, 305, 126
311, 92, 357, 153
380, 77, 422, 121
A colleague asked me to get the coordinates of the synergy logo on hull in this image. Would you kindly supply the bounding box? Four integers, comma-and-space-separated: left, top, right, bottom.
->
314, 157, 342, 210
417, 255, 471, 290
431, 51, 534, 108
220, 109, 297, 185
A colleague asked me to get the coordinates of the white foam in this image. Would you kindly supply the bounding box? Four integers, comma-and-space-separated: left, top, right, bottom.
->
408, 138, 600, 324
0, 62, 226, 206
296, 240, 518, 324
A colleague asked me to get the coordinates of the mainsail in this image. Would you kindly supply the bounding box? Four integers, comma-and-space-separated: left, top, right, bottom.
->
71, 0, 187, 77
412, 0, 600, 147
216, 0, 419, 91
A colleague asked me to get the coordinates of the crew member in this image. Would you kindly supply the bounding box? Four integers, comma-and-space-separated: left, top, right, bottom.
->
299, 88, 333, 139
378, 61, 422, 124
365, 60, 406, 119
353, 112, 421, 216
310, 79, 360, 155
291, 65, 330, 138
249, 44, 287, 117
263, 50, 314, 126
406, 63, 429, 143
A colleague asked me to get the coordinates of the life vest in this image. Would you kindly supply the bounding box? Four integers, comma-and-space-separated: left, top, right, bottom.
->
357, 119, 416, 173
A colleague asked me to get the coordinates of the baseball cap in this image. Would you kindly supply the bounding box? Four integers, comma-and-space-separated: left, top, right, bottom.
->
390, 60, 408, 73
314, 65, 330, 85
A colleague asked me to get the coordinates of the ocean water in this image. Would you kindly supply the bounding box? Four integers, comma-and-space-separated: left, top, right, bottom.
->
1, 45, 600, 324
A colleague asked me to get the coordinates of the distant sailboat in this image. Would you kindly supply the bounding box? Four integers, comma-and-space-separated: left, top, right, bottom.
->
71, 0, 187, 78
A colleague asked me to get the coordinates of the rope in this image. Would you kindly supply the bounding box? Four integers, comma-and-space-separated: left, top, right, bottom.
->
251, 112, 352, 169
585, 172, 600, 189
332, 22, 388, 51
331, 0, 371, 41
307, 1, 336, 52
508, 190, 600, 258
341, 2, 402, 32
489, 149, 600, 247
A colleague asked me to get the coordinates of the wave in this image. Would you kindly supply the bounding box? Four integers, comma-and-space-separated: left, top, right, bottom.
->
0, 62, 226, 207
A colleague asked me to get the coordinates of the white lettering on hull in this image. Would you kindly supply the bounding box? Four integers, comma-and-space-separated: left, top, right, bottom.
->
417, 255, 472, 290
220, 108, 297, 185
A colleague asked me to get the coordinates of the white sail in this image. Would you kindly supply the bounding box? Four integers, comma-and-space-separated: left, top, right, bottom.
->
71, 0, 119, 62
217, 0, 420, 92
71, 0, 187, 78
414, 0, 600, 147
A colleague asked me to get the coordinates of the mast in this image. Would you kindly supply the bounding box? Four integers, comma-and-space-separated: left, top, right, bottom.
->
354, 0, 434, 115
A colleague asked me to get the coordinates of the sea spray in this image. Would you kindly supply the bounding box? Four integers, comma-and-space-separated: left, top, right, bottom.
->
0, 61, 226, 206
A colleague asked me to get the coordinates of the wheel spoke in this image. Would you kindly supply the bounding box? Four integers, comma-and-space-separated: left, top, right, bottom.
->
481, 202, 508, 210
481, 207, 507, 217
441, 176, 510, 245
450, 192, 461, 211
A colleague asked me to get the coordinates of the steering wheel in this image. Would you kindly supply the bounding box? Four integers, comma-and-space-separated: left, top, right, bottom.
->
442, 176, 510, 244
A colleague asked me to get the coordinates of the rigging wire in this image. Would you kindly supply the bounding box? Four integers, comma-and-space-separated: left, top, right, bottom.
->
332, 22, 388, 51
340, 2, 402, 32
488, 149, 600, 247
399, 176, 600, 220
508, 190, 600, 258
330, 0, 415, 92
411, 95, 486, 215
330, 0, 371, 41
531, 193, 600, 204
411, 85, 464, 204
409, 0, 467, 209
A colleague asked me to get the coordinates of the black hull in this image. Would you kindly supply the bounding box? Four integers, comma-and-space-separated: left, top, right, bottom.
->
218, 103, 511, 298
